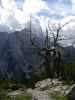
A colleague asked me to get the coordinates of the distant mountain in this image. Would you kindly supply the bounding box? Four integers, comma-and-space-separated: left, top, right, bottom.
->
0, 28, 75, 81
63, 46, 75, 63
0, 28, 44, 81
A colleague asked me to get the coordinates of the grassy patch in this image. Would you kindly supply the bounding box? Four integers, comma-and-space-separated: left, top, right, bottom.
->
49, 91, 68, 100
0, 92, 32, 100
14, 95, 32, 100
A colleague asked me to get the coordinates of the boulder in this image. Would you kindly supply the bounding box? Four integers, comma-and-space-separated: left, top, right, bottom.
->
66, 84, 75, 100
35, 79, 52, 90
52, 79, 62, 86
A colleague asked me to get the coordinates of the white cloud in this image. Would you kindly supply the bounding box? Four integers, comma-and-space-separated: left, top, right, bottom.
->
72, 0, 75, 11
0, 0, 74, 42
23, 0, 49, 15
61, 16, 75, 31
0, 0, 17, 26
0, 0, 49, 31
14, 9, 30, 25
37, 15, 75, 46
14, 0, 49, 28
57, 15, 75, 46
1, 0, 16, 10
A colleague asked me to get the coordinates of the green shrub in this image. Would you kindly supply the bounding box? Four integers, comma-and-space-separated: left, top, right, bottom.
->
0, 90, 11, 100
63, 59, 75, 81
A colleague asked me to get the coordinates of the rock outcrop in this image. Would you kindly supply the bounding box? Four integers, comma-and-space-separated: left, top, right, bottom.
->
66, 84, 75, 100
27, 78, 71, 100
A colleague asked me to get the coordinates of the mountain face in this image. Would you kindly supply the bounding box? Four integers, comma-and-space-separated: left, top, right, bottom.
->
0, 32, 9, 78
0, 28, 75, 81
0, 28, 43, 81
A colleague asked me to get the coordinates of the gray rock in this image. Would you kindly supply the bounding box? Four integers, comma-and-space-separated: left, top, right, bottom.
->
35, 79, 52, 90
35, 78, 63, 90
66, 84, 75, 100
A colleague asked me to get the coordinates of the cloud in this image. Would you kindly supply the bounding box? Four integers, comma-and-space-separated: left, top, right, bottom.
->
72, 0, 75, 11
0, 0, 18, 31
61, 16, 75, 31
14, 9, 30, 25
57, 15, 75, 46
23, 0, 49, 15
1, 0, 16, 10
44, 0, 73, 21
0, 0, 49, 31
0, 0, 75, 42
37, 14, 75, 46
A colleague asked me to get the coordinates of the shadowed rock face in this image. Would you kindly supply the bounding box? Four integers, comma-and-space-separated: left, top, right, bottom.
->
0, 32, 9, 77
0, 29, 43, 81
6, 30, 41, 80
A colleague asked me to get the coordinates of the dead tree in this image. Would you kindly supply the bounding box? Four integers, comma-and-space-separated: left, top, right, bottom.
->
29, 16, 72, 78
48, 20, 72, 78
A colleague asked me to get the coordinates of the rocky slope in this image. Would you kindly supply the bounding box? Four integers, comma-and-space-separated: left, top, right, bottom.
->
26, 78, 71, 100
